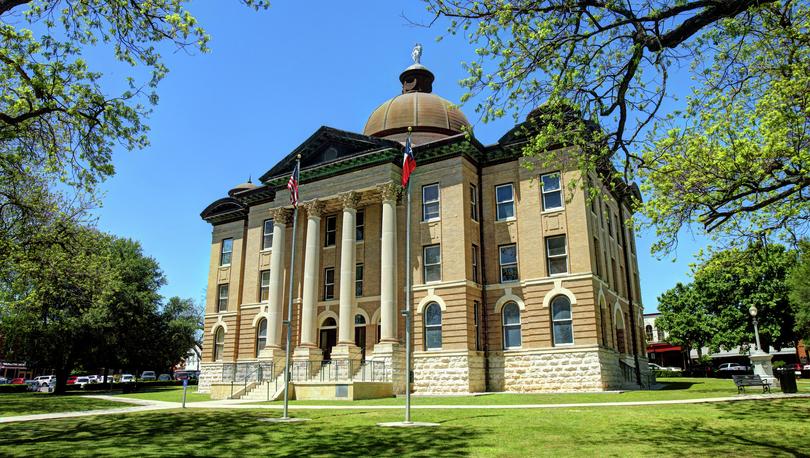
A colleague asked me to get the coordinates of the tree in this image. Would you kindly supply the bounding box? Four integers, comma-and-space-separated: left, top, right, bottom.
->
424, 0, 809, 252
0, 221, 199, 393
788, 240, 810, 352
655, 282, 715, 361
0, 0, 269, 244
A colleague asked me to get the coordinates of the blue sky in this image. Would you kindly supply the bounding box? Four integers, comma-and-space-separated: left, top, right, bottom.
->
88, 1, 704, 311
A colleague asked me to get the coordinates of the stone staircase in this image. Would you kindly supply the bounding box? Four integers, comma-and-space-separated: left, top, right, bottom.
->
239, 373, 286, 402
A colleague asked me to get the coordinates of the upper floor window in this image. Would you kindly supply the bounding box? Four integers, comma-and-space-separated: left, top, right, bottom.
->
423, 244, 441, 283
472, 244, 480, 283
470, 183, 479, 222
541, 172, 563, 211
256, 318, 267, 357
645, 325, 653, 342
262, 219, 273, 250
593, 237, 603, 278
499, 244, 519, 283
503, 302, 522, 349
323, 267, 335, 300
495, 183, 515, 221
355, 263, 364, 297
424, 302, 442, 350
214, 327, 225, 362
607, 207, 614, 237
356, 209, 365, 241
546, 235, 568, 275
325, 215, 337, 247
259, 270, 270, 302
217, 284, 229, 312
422, 183, 440, 221
220, 238, 233, 266
551, 296, 574, 345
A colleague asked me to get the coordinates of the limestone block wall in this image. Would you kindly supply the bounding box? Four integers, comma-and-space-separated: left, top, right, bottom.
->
412, 350, 483, 394
597, 348, 624, 390
198, 362, 225, 393
488, 346, 608, 392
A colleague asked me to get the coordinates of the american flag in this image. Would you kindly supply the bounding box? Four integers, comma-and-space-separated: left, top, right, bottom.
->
287, 161, 300, 206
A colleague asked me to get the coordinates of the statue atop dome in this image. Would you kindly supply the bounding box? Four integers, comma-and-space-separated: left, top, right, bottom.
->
411, 43, 422, 65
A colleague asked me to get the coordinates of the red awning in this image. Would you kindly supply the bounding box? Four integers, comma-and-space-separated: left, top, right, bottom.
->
646, 343, 682, 353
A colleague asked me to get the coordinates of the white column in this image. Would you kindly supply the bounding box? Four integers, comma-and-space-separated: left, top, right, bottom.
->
378, 182, 399, 342
338, 191, 359, 345
267, 207, 290, 349
299, 200, 323, 348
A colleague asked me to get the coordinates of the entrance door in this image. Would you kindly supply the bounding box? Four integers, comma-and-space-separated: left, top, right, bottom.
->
319, 318, 337, 361
354, 314, 367, 362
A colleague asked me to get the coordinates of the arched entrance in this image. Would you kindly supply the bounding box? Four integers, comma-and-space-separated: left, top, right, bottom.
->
614, 308, 627, 354
319, 317, 337, 361
354, 314, 367, 362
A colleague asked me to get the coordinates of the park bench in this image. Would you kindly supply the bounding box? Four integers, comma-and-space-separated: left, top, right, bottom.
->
732, 374, 771, 394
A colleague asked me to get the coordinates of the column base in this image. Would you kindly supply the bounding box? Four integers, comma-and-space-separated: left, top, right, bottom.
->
331, 344, 363, 362
372, 342, 406, 394
293, 346, 324, 379
750, 352, 778, 387
257, 346, 287, 375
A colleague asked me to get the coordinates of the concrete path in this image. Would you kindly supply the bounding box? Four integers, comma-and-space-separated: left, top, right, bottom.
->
1, 392, 808, 424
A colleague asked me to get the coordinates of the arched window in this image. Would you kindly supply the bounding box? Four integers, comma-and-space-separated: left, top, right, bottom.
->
322, 317, 337, 328
551, 296, 574, 345
255, 318, 267, 357
424, 302, 442, 350
354, 314, 366, 326
502, 302, 522, 349
645, 325, 653, 342
213, 327, 225, 362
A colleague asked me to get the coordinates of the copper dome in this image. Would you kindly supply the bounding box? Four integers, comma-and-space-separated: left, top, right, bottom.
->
363, 59, 470, 142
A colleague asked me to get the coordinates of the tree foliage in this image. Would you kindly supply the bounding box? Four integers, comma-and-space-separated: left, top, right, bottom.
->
656, 243, 797, 355
788, 240, 810, 343
425, 0, 809, 252
0, 221, 200, 393
0, 0, 269, 242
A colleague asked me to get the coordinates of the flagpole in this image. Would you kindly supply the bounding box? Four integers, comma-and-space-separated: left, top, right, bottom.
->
404, 128, 413, 424
281, 154, 301, 421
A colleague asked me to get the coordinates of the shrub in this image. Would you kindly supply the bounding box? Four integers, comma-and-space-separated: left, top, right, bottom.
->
653, 370, 683, 378
0, 384, 30, 393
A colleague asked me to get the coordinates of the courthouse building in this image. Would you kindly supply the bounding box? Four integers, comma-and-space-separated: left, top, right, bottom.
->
198, 51, 648, 396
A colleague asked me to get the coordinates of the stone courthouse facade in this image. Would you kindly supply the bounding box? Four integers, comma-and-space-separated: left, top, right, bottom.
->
198, 52, 648, 396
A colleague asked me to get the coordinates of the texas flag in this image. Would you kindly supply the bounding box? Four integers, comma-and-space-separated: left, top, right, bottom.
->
401, 134, 416, 187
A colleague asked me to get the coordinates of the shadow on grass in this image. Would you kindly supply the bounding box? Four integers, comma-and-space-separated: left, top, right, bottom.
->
656, 381, 698, 391
611, 399, 809, 457
0, 393, 123, 417
0, 410, 475, 456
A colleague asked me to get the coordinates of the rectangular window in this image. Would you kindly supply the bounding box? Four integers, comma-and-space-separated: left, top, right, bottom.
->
472, 244, 480, 283
323, 267, 335, 300
495, 183, 515, 221
262, 220, 273, 250
607, 207, 614, 238
470, 183, 479, 222
355, 263, 364, 297
220, 238, 233, 266
473, 301, 481, 351
630, 227, 637, 255
325, 215, 337, 247
422, 183, 440, 221
600, 200, 606, 228
541, 172, 563, 211
423, 244, 442, 283
552, 298, 574, 345
611, 258, 618, 291
546, 235, 568, 275
615, 214, 622, 245
589, 179, 597, 214
217, 284, 229, 312
356, 209, 365, 241
499, 244, 519, 283
259, 270, 270, 302
593, 237, 602, 278
620, 265, 626, 296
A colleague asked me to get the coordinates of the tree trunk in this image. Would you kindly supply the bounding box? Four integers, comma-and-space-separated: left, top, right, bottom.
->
53, 366, 70, 395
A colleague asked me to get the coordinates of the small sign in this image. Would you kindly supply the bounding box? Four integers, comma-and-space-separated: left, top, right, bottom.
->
182, 379, 188, 388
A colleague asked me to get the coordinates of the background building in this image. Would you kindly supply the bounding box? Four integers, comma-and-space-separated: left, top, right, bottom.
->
198, 52, 648, 396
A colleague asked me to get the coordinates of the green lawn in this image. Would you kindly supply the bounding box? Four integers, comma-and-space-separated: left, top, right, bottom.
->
0, 393, 127, 417
114, 386, 210, 403
246, 377, 809, 406
0, 398, 808, 456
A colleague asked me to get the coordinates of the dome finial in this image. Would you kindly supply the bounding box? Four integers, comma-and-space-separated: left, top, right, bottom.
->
247, 175, 252, 184
411, 43, 423, 65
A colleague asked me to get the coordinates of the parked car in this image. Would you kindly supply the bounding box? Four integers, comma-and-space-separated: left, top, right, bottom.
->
649, 363, 682, 372
74, 376, 91, 388
0, 377, 8, 384
97, 375, 114, 383
175, 370, 200, 381
120, 374, 135, 383
33, 375, 56, 387
140, 371, 156, 381
86, 375, 98, 383
10, 377, 25, 385
158, 374, 172, 381
803, 364, 810, 371
66, 375, 78, 385
25, 380, 38, 391
718, 363, 748, 371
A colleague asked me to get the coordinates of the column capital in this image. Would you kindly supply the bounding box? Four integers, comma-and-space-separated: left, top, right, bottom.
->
269, 207, 292, 225
338, 191, 360, 210
377, 181, 401, 204
302, 199, 324, 218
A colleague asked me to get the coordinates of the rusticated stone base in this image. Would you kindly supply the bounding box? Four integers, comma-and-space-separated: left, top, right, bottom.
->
198, 362, 226, 393
412, 350, 485, 394
372, 343, 406, 394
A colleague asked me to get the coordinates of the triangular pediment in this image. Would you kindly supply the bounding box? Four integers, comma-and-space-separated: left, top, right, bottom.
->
259, 126, 400, 184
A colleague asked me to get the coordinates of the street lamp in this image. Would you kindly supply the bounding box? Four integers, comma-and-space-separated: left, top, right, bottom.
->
749, 305, 763, 353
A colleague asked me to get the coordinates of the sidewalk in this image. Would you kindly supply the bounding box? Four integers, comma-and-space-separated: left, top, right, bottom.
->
1, 392, 808, 424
